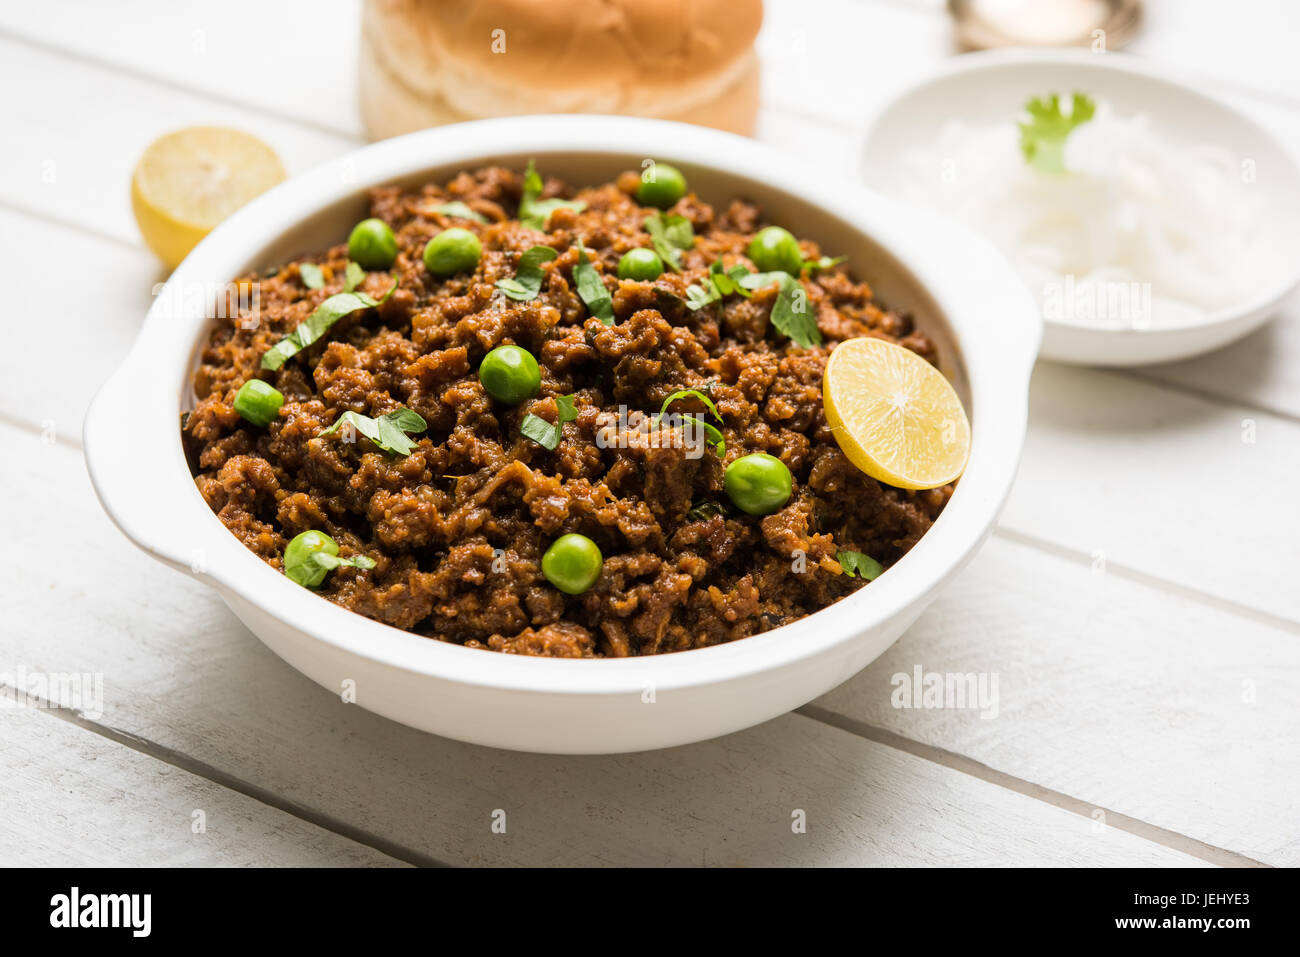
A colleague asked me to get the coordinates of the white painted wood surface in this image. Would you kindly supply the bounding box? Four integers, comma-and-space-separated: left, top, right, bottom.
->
1, 0, 1296, 866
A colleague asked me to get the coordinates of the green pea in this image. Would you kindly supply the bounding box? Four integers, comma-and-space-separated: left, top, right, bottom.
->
747, 226, 803, 275
541, 533, 604, 595
284, 530, 339, 588
723, 452, 793, 516
478, 344, 540, 404
233, 379, 284, 427
347, 218, 398, 270
617, 248, 664, 281
635, 163, 687, 209
423, 227, 482, 277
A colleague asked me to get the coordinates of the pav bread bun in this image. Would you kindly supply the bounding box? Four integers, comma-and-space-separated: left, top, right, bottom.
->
358, 0, 763, 139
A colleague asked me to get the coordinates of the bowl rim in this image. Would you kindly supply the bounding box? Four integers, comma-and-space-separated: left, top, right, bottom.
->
857, 47, 1300, 339
84, 114, 1039, 697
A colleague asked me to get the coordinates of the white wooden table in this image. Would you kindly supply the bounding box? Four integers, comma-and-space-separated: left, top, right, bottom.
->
2, 0, 1297, 867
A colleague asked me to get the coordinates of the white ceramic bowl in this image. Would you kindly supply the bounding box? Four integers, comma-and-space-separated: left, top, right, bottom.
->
84, 116, 1038, 754
859, 49, 1300, 367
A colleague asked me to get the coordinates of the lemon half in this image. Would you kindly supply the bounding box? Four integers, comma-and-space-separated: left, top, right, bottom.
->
823, 337, 970, 490
131, 126, 286, 268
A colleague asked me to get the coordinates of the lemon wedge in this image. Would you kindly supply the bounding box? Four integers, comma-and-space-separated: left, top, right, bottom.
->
823, 337, 970, 490
131, 127, 286, 268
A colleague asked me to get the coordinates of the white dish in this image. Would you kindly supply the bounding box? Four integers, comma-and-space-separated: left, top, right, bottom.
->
859, 48, 1300, 367
84, 115, 1038, 754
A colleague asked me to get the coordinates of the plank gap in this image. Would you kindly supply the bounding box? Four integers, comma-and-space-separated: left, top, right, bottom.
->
0, 196, 146, 254
0, 408, 81, 450
797, 704, 1268, 868
992, 525, 1300, 636
1120, 366, 1300, 427
2, 682, 446, 869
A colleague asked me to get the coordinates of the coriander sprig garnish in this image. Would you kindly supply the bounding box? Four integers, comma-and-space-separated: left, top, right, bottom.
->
521, 394, 578, 451
318, 407, 428, 456
1019, 92, 1096, 174
261, 280, 396, 370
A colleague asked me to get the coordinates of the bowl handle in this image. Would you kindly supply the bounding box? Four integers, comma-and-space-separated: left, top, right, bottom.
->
83, 343, 208, 577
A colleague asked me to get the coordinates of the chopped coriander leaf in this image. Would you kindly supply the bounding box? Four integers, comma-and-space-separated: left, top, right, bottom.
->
299, 262, 325, 289
1019, 92, 1096, 174
686, 259, 752, 311
574, 240, 615, 325
643, 212, 694, 272
318, 407, 428, 456
709, 259, 754, 298
685, 282, 719, 311
495, 244, 558, 301
737, 270, 786, 291
261, 282, 396, 370
802, 255, 845, 274
432, 201, 489, 223
772, 276, 819, 348
520, 393, 578, 450
656, 388, 722, 423
520, 414, 558, 448
519, 159, 586, 230
309, 551, 376, 576
344, 261, 366, 292
655, 388, 725, 455
686, 500, 726, 521
700, 421, 726, 455
739, 271, 821, 348
837, 549, 884, 580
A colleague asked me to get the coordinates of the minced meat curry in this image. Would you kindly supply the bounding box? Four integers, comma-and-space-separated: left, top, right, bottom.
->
183, 163, 953, 658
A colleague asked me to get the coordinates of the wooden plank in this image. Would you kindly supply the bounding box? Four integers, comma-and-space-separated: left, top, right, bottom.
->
0, 34, 358, 246
1131, 0, 1300, 107
0, 0, 365, 138
0, 706, 404, 866
1132, 302, 1300, 421
815, 532, 1300, 866
0, 422, 1202, 866
0, 208, 159, 436
1002, 360, 1300, 624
